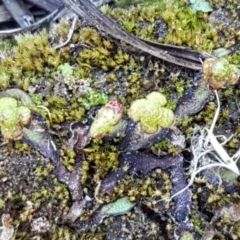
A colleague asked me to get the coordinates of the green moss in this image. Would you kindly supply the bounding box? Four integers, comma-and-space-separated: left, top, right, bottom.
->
0, 1, 239, 238
190, 102, 216, 127
227, 53, 240, 65
30, 94, 43, 105
0, 198, 5, 209
34, 164, 54, 178
180, 232, 194, 240
151, 138, 182, 155
190, 211, 203, 235
51, 18, 72, 39
0, 67, 11, 89
162, 4, 217, 50
61, 148, 76, 171
78, 90, 108, 110
1, 31, 65, 79
77, 28, 131, 71
42, 94, 86, 123
105, 0, 219, 51
0, 39, 15, 52
99, 168, 172, 206
57, 63, 74, 78
84, 141, 120, 178
46, 95, 68, 108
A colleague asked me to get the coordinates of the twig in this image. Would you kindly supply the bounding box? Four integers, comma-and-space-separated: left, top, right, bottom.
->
54, 14, 78, 49
0, 6, 64, 38
62, 0, 204, 70
2, 0, 34, 28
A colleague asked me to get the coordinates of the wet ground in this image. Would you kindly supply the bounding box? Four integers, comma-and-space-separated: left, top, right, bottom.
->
0, 0, 240, 239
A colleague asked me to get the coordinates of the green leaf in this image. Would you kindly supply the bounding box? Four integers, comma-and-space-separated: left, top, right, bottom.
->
100, 197, 135, 216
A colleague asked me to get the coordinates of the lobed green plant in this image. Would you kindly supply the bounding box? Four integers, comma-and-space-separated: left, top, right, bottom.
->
202, 58, 240, 89
128, 92, 175, 134
0, 97, 31, 140
90, 100, 124, 139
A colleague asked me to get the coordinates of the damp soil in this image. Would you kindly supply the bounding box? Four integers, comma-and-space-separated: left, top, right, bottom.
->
0, 1, 240, 240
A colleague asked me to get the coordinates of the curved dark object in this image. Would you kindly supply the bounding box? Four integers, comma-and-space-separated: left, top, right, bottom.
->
141, 38, 213, 64
2, 0, 34, 27
25, 0, 63, 12
0, 6, 64, 37
120, 120, 169, 151
62, 0, 203, 70
169, 164, 192, 223
175, 73, 210, 119
100, 151, 180, 194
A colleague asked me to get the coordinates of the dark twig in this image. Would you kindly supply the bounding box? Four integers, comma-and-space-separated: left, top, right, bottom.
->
62, 0, 205, 70
0, 6, 64, 38
2, 0, 34, 28
25, 0, 63, 12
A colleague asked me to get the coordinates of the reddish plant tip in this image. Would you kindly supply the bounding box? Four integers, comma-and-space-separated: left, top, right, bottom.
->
106, 100, 124, 114
90, 100, 124, 139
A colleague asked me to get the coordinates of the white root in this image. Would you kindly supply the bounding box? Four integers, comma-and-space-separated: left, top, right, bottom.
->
54, 14, 78, 49
170, 90, 240, 200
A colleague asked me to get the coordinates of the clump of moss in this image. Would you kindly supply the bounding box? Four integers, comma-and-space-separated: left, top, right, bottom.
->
103, 1, 219, 51
101, 169, 172, 206
50, 18, 72, 44
0, 199, 5, 209
102, 3, 164, 39
77, 89, 108, 110
77, 27, 131, 71
45, 94, 85, 123
151, 138, 182, 156
0, 30, 71, 85
61, 148, 76, 171
160, 2, 217, 51
190, 211, 204, 235
63, 26, 148, 107
83, 141, 120, 180
210, 0, 240, 47
227, 53, 240, 65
